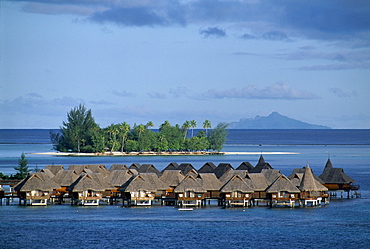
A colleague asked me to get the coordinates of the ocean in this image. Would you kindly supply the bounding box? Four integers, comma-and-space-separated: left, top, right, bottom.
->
0, 129, 369, 249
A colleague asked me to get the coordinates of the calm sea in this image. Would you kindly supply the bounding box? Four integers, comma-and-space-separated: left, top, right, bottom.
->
1, 129, 369, 249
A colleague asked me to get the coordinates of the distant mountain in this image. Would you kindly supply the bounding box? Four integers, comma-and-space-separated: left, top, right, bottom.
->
228, 112, 331, 129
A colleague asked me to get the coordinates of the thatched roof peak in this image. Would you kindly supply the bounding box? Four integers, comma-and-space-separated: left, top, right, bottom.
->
266, 175, 300, 193
299, 165, 328, 192
220, 175, 254, 193
174, 175, 206, 193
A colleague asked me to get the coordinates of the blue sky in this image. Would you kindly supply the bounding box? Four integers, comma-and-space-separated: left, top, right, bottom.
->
1, 0, 370, 129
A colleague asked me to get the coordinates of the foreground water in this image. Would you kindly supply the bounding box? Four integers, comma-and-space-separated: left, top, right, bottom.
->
1, 129, 369, 248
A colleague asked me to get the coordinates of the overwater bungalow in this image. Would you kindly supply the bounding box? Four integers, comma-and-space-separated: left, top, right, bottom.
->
248, 173, 270, 204
67, 173, 106, 206
14, 172, 61, 206
119, 173, 167, 206
174, 175, 207, 207
159, 170, 185, 201
198, 162, 217, 173
197, 173, 223, 200
105, 170, 135, 201
298, 165, 329, 206
266, 175, 300, 207
220, 175, 254, 207
319, 159, 359, 198
53, 170, 79, 203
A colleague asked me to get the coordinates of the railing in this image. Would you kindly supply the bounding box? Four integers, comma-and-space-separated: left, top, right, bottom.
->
77, 196, 101, 200
26, 196, 50, 200
177, 197, 203, 201
131, 196, 155, 201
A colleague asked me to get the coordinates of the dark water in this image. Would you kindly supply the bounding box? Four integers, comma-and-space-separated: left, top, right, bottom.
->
1, 129, 370, 248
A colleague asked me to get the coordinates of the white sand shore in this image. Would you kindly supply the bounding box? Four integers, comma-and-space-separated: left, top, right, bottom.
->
28, 151, 299, 156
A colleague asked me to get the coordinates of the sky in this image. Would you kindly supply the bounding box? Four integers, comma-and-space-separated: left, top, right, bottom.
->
1, 0, 370, 129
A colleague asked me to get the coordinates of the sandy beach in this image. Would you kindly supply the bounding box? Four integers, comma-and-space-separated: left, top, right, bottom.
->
28, 151, 299, 156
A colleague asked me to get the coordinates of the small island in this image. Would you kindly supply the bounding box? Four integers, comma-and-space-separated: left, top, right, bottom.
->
50, 104, 228, 155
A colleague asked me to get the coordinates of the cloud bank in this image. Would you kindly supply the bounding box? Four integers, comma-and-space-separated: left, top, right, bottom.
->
14, 0, 370, 43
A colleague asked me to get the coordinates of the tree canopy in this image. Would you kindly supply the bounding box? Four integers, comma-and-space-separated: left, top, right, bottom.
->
51, 104, 228, 153
14, 152, 30, 179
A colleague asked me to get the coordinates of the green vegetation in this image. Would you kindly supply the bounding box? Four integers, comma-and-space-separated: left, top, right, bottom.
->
14, 152, 30, 179
51, 104, 229, 153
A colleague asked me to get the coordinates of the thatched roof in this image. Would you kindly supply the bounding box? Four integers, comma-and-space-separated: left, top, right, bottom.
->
319, 159, 355, 184
139, 173, 168, 190
185, 169, 199, 178
247, 173, 270, 191
288, 167, 324, 184
214, 163, 234, 178
174, 175, 206, 193
67, 174, 106, 192
137, 164, 161, 176
109, 164, 128, 171
220, 175, 254, 193
218, 170, 249, 183
249, 155, 273, 173
299, 165, 328, 192
39, 168, 55, 178
288, 173, 304, 187
53, 170, 79, 187
262, 169, 282, 184
178, 163, 197, 175
68, 165, 87, 175
236, 162, 254, 171
119, 175, 156, 192
14, 173, 61, 192
106, 170, 135, 187
129, 163, 141, 171
266, 175, 300, 193
161, 162, 179, 172
84, 164, 110, 178
197, 173, 223, 191
45, 165, 65, 175
159, 170, 185, 187
119, 173, 168, 192
89, 173, 114, 190
198, 162, 217, 173
319, 168, 355, 184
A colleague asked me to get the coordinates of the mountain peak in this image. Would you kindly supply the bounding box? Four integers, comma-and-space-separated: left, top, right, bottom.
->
228, 112, 331, 129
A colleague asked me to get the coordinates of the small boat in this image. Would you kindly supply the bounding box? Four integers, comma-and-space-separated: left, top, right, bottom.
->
178, 208, 193, 211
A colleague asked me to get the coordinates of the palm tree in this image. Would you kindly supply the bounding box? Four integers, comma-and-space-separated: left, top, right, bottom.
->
106, 124, 120, 152
159, 120, 171, 131
146, 121, 154, 129
119, 122, 131, 152
203, 120, 212, 136
182, 120, 191, 140
190, 120, 197, 137
137, 124, 146, 139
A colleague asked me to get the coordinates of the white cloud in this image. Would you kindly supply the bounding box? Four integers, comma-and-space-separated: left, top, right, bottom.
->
195, 82, 318, 100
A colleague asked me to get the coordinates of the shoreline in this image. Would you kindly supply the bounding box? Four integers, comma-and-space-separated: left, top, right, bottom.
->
28, 151, 299, 157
